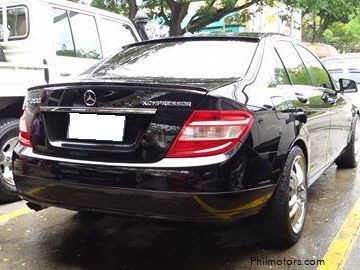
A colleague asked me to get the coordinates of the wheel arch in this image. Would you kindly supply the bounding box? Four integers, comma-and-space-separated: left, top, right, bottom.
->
0, 97, 24, 119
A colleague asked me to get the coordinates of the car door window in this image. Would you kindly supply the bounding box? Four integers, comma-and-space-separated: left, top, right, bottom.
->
53, 8, 75, 57
276, 41, 312, 86
68, 12, 102, 59
98, 19, 138, 55
296, 45, 333, 89
256, 49, 291, 87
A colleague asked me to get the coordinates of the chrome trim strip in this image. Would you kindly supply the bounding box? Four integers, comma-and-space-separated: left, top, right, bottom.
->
49, 140, 135, 150
40, 107, 157, 115
21, 147, 228, 168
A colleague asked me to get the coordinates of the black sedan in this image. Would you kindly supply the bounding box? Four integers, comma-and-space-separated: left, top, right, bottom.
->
13, 33, 359, 246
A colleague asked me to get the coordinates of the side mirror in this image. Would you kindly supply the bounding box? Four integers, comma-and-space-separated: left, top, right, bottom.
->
134, 10, 150, 41
339, 78, 358, 93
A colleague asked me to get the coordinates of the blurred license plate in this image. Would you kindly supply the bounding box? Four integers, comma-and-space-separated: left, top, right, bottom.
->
67, 113, 125, 142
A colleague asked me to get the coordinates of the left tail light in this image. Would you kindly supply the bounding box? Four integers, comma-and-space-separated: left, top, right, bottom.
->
166, 110, 253, 158
19, 105, 32, 147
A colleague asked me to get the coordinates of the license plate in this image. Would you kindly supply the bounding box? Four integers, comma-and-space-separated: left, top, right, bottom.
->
67, 113, 125, 142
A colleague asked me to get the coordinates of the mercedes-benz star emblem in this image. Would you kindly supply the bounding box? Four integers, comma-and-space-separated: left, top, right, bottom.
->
84, 90, 96, 107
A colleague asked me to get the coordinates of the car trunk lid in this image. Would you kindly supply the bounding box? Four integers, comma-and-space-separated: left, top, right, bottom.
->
26, 82, 208, 163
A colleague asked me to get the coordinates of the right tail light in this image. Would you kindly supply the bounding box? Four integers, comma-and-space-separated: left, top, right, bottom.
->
166, 110, 253, 158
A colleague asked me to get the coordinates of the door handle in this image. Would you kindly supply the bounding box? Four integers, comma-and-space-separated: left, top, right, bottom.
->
60, 73, 71, 77
295, 93, 309, 103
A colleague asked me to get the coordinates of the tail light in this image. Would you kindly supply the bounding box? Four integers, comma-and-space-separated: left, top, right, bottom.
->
166, 110, 253, 158
19, 106, 32, 147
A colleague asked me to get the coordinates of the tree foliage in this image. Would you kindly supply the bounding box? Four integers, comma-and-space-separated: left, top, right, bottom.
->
281, 0, 360, 42
91, 0, 360, 41
323, 14, 360, 53
92, 0, 277, 36
91, 0, 137, 22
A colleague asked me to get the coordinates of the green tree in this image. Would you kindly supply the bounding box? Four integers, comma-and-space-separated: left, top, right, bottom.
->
281, 0, 360, 42
92, 0, 277, 36
91, 0, 137, 22
323, 14, 360, 53
92, 0, 360, 39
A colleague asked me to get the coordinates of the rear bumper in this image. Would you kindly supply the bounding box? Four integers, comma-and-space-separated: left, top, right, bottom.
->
13, 146, 275, 223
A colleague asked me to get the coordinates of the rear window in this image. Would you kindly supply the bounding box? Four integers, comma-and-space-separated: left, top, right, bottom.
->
0, 6, 29, 41
91, 40, 258, 80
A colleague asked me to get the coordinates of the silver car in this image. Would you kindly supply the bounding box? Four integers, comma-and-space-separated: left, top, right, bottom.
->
323, 53, 360, 105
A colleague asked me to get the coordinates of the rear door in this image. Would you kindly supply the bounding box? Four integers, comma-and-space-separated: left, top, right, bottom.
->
295, 44, 353, 161
276, 41, 331, 178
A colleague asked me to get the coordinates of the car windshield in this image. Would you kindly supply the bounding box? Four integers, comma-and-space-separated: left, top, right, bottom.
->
90, 39, 258, 80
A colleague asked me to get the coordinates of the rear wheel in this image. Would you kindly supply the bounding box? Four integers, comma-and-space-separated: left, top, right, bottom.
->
0, 118, 20, 203
263, 146, 307, 246
336, 116, 360, 168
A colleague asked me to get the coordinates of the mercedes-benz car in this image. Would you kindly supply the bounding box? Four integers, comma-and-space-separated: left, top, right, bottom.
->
13, 34, 359, 246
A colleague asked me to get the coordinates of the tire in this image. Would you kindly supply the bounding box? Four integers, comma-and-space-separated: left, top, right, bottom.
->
263, 146, 307, 246
335, 116, 360, 168
0, 46, 6, 62
0, 118, 20, 203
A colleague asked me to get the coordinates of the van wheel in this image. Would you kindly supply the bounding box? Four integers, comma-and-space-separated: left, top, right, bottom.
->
0, 46, 6, 62
263, 146, 307, 246
336, 116, 360, 168
0, 118, 20, 203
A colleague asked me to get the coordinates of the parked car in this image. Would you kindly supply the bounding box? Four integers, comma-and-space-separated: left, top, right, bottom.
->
322, 53, 360, 106
0, 0, 141, 200
13, 34, 359, 246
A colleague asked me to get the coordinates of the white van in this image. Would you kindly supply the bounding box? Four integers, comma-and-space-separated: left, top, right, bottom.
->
0, 0, 141, 200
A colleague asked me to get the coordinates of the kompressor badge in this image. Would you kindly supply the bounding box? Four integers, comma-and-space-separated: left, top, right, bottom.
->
142, 101, 192, 107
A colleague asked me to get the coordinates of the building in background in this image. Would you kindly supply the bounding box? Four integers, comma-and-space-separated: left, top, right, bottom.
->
246, 3, 301, 40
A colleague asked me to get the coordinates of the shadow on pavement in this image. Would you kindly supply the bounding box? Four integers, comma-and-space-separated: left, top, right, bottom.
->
45, 213, 269, 270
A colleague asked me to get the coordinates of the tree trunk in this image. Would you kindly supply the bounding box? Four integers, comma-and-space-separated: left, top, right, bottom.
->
127, 0, 138, 23
167, 0, 189, 36
311, 13, 317, 43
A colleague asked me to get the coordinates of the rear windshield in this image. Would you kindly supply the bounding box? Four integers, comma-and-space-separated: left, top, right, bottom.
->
90, 40, 258, 80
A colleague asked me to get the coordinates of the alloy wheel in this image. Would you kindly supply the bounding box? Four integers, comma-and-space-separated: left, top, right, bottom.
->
354, 118, 360, 163
288, 155, 307, 234
0, 137, 18, 186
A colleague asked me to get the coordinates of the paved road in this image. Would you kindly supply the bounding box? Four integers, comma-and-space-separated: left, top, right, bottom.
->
0, 165, 359, 270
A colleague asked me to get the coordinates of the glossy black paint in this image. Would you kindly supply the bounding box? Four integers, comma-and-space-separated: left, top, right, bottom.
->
13, 34, 357, 222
